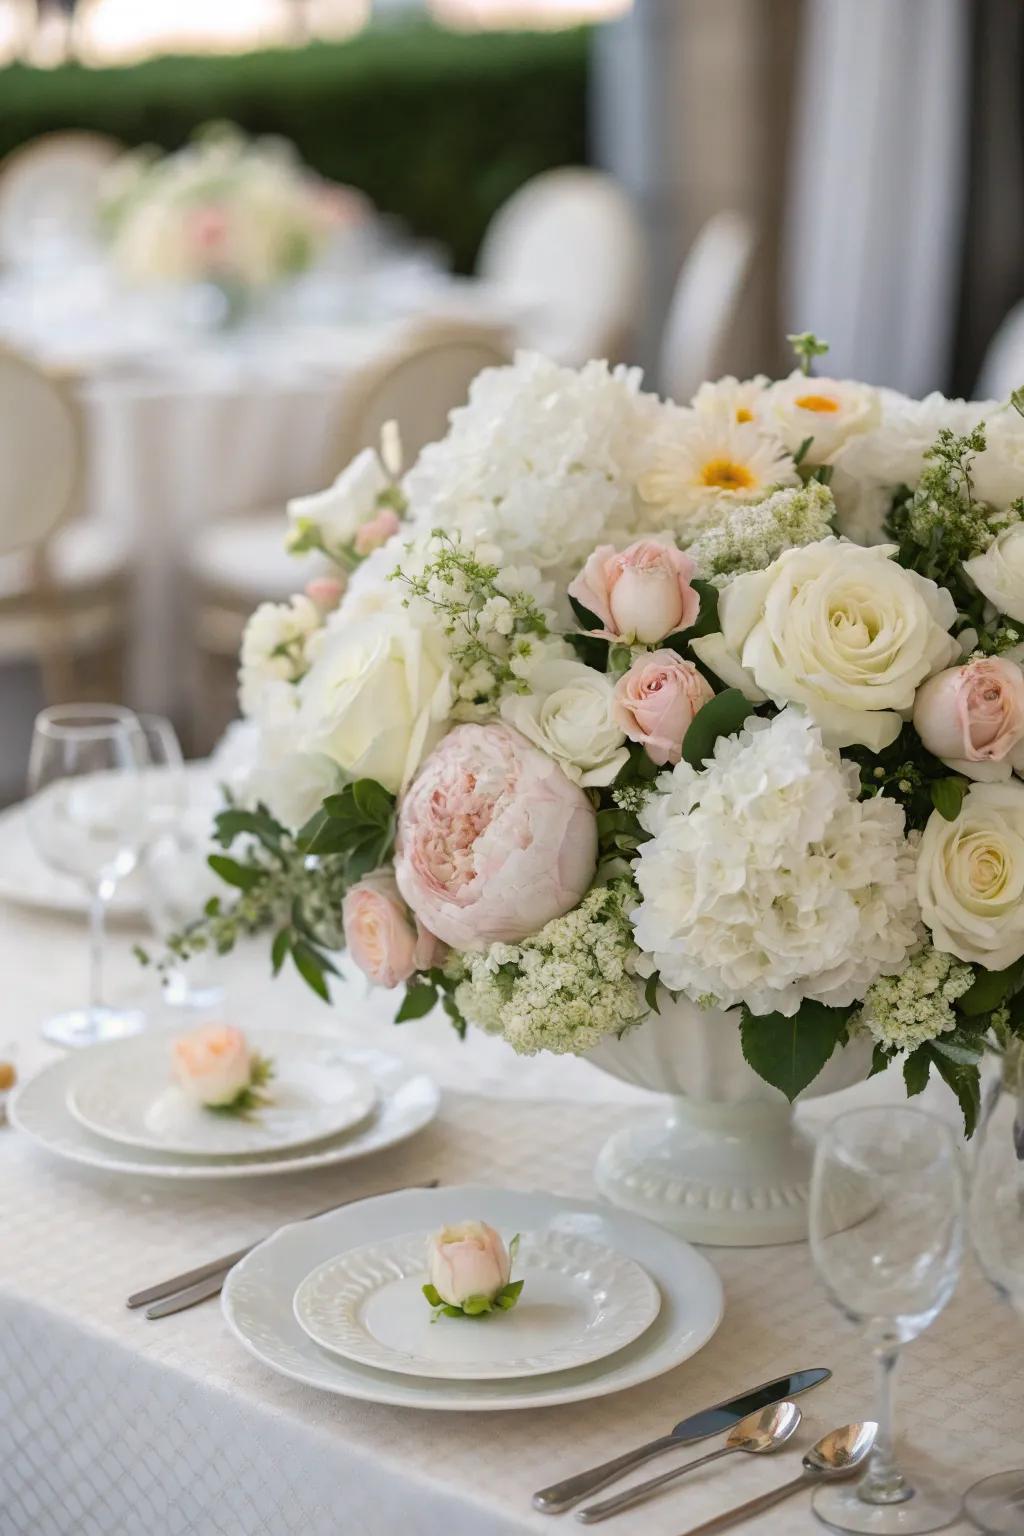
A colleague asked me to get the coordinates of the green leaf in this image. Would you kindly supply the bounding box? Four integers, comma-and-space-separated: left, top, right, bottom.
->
421, 1283, 443, 1308
930, 1029, 984, 1066
499, 1278, 524, 1302
291, 941, 331, 1003
903, 1047, 931, 1097
869, 1043, 891, 1079
270, 928, 292, 977
565, 631, 611, 670
352, 778, 396, 827
958, 960, 1023, 1018
569, 594, 604, 633
740, 1001, 853, 1102
669, 579, 720, 643
792, 435, 814, 467
644, 973, 661, 1015
681, 688, 756, 770
395, 981, 438, 1022
930, 777, 967, 821
461, 1294, 492, 1316
207, 854, 264, 892
296, 808, 334, 852
927, 1047, 981, 1137
212, 806, 285, 854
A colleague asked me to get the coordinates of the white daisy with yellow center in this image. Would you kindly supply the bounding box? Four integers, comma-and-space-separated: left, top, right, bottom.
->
691, 374, 770, 426
766, 372, 880, 466
637, 410, 799, 532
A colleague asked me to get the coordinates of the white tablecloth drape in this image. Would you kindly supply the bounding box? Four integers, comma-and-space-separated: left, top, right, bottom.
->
1, 898, 1020, 1536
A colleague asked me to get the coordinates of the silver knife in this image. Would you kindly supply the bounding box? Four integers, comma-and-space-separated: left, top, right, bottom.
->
531, 1368, 831, 1514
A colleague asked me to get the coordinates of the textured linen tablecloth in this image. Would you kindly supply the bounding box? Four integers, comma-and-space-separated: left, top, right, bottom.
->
0, 898, 1020, 1536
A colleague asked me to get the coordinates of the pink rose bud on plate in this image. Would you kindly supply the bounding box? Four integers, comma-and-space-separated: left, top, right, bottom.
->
913, 657, 1024, 781
423, 1222, 523, 1317
172, 1023, 253, 1108
614, 650, 716, 766
569, 538, 700, 644
354, 507, 401, 557
305, 574, 346, 611
343, 870, 445, 990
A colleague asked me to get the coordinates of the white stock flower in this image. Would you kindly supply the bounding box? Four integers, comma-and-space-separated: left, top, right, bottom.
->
632, 710, 920, 1017
918, 781, 1024, 969
636, 406, 799, 535
691, 538, 960, 750
238, 594, 322, 719
500, 658, 628, 787
963, 522, 1024, 623
764, 373, 880, 465
286, 449, 390, 554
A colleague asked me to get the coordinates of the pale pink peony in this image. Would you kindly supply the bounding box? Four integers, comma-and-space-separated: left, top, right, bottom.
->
426, 1221, 510, 1306
394, 722, 597, 950
305, 574, 346, 610
613, 650, 716, 766
569, 538, 700, 644
913, 657, 1024, 781
342, 869, 445, 989
172, 1023, 251, 1108
354, 507, 401, 557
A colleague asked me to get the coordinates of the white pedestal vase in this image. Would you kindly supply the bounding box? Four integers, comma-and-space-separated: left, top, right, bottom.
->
586, 997, 874, 1246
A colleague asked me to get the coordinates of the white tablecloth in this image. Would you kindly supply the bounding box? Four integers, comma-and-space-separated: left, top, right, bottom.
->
1, 895, 1020, 1536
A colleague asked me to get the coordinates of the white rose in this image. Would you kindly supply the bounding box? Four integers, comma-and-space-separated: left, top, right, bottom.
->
287, 449, 390, 552
692, 538, 960, 750
963, 523, 1024, 624
500, 659, 629, 787
918, 781, 1024, 969
765, 373, 880, 465
298, 605, 451, 794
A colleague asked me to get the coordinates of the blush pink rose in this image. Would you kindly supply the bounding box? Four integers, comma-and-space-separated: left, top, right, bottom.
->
343, 870, 445, 989
569, 539, 700, 644
913, 657, 1024, 781
354, 507, 401, 557
426, 1221, 510, 1306
613, 650, 716, 766
172, 1023, 251, 1108
394, 722, 597, 950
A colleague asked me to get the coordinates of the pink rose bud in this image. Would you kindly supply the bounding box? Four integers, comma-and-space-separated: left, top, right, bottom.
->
613, 650, 716, 766
188, 204, 230, 256
354, 507, 401, 557
343, 869, 445, 990
304, 575, 346, 610
569, 538, 700, 644
913, 657, 1024, 781
172, 1023, 252, 1108
426, 1221, 511, 1307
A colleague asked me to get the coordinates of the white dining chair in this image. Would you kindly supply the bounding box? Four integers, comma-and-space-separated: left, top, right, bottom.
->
659, 210, 758, 406
0, 345, 128, 701
477, 167, 643, 367
188, 321, 513, 748
0, 131, 121, 268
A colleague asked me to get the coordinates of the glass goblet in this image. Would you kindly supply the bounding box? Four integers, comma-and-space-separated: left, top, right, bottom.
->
809, 1105, 965, 1534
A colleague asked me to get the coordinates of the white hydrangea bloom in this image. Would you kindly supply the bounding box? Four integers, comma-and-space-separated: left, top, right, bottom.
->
402, 351, 664, 579
632, 710, 920, 1017
238, 594, 323, 720
686, 481, 836, 585
858, 945, 973, 1053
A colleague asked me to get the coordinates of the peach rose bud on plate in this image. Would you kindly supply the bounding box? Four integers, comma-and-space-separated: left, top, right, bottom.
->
171, 1023, 273, 1116
422, 1222, 523, 1319
614, 650, 716, 766
913, 657, 1024, 782
569, 538, 700, 644
343, 870, 446, 990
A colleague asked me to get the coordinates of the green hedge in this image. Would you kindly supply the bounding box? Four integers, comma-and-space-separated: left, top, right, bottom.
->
0, 24, 589, 271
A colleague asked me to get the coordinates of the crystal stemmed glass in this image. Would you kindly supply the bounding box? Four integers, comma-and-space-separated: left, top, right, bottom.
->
961, 1050, 1024, 1535
809, 1105, 965, 1534
25, 704, 149, 1047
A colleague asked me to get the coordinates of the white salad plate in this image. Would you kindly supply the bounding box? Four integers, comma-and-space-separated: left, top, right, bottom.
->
10, 1033, 440, 1180
292, 1228, 661, 1380
66, 1030, 378, 1156
223, 1184, 724, 1411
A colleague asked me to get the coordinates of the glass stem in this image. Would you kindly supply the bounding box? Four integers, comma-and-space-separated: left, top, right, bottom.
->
88, 885, 109, 1019
859, 1345, 913, 1506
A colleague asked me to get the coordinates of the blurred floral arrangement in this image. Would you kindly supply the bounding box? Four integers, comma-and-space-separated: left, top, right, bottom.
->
169, 340, 1024, 1133
99, 122, 365, 297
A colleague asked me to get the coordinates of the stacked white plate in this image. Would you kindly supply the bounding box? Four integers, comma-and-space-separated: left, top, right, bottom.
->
223, 1184, 725, 1410
10, 1027, 441, 1180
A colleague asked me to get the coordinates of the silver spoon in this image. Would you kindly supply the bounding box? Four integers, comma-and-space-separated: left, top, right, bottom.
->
576, 1402, 803, 1524
675, 1420, 878, 1536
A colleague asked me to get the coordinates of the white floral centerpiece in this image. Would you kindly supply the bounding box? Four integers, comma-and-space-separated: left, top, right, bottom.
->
169, 341, 1024, 1241
99, 123, 364, 316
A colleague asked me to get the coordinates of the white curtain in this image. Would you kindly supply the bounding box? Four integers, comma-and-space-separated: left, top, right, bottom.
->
784, 0, 970, 395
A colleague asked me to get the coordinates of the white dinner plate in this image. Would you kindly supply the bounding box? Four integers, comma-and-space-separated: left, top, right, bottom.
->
10, 1034, 439, 1181
67, 1030, 378, 1156
223, 1185, 724, 1411
292, 1228, 661, 1380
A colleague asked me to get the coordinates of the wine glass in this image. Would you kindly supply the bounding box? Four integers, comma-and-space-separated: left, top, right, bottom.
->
809, 1105, 965, 1533
26, 704, 149, 1047
962, 1053, 1024, 1534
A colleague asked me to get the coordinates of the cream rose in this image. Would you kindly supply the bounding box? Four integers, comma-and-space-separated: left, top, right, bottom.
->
963, 524, 1024, 624
298, 601, 451, 794
692, 539, 960, 750
918, 781, 1024, 969
913, 658, 1024, 781
500, 659, 628, 787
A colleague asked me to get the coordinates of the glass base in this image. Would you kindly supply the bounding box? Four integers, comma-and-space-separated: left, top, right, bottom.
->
42, 1007, 146, 1049
963, 1471, 1024, 1534
814, 1475, 961, 1534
